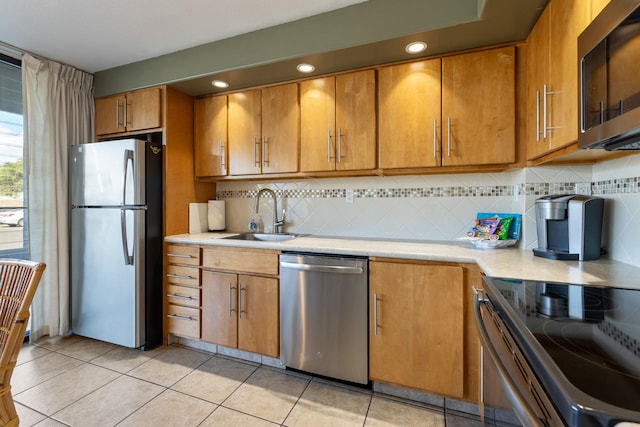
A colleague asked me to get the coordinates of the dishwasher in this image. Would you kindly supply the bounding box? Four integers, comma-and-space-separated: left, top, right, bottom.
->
279, 253, 369, 385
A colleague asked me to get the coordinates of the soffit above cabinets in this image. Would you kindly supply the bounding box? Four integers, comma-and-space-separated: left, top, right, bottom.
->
90, 0, 548, 97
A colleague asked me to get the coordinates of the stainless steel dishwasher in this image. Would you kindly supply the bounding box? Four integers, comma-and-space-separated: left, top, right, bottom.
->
279, 253, 368, 385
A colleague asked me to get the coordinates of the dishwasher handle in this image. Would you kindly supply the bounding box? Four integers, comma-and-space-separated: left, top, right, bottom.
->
280, 261, 364, 274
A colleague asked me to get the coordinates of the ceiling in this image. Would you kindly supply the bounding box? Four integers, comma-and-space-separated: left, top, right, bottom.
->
0, 0, 367, 72
1, 0, 549, 97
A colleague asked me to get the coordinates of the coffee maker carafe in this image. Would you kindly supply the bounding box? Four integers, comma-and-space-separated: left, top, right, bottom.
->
533, 194, 604, 261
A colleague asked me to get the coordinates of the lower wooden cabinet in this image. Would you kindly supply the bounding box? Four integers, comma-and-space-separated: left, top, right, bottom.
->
201, 271, 279, 357
165, 244, 201, 339
369, 259, 466, 398
200, 247, 280, 358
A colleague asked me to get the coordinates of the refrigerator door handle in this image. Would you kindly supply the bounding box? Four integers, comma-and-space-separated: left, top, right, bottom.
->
122, 149, 134, 205
121, 209, 134, 265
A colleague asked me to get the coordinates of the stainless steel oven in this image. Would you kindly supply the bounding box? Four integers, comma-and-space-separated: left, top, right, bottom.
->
475, 277, 640, 427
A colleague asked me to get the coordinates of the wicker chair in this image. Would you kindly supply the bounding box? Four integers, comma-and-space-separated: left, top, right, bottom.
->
0, 259, 46, 427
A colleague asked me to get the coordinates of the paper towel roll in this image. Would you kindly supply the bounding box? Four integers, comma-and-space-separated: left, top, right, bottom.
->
207, 200, 226, 231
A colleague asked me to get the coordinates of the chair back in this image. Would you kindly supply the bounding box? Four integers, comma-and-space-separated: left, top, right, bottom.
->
0, 259, 46, 370
0, 259, 45, 426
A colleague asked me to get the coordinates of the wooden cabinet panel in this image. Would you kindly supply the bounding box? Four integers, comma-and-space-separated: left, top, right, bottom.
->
335, 70, 376, 171
166, 264, 199, 287
201, 271, 238, 347
379, 59, 442, 168
202, 247, 278, 275
95, 87, 162, 137
95, 94, 126, 135
201, 270, 279, 358
300, 77, 336, 172
548, 0, 590, 151
300, 71, 376, 172
370, 260, 464, 397
441, 47, 515, 166
126, 87, 162, 132
237, 275, 279, 357
167, 284, 200, 308
591, 0, 611, 18
261, 83, 299, 174
227, 85, 298, 176
166, 244, 200, 266
527, 0, 591, 160
167, 304, 200, 339
195, 95, 228, 177
228, 90, 262, 175
526, 6, 551, 160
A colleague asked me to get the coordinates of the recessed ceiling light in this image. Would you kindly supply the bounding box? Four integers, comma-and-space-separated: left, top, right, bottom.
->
297, 63, 315, 73
211, 80, 229, 88
405, 41, 427, 54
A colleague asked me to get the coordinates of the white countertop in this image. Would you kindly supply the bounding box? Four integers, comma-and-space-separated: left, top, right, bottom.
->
165, 232, 640, 290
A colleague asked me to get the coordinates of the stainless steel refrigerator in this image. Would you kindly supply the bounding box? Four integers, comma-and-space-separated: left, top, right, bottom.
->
70, 138, 163, 349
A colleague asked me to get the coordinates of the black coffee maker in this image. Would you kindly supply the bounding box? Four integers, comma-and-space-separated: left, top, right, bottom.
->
533, 194, 604, 261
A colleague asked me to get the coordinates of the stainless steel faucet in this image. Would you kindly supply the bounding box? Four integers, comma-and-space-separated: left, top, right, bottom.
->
254, 188, 285, 233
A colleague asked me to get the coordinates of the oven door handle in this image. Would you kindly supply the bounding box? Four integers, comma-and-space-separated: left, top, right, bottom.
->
473, 288, 545, 427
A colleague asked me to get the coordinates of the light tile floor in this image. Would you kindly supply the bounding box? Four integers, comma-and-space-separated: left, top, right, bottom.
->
12, 335, 494, 426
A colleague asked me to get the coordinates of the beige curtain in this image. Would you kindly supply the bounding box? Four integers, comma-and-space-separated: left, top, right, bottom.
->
22, 54, 94, 342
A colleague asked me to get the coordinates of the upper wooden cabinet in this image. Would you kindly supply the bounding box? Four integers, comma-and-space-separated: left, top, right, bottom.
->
194, 95, 228, 178
591, 0, 611, 19
441, 47, 516, 166
227, 83, 299, 176
526, 0, 591, 160
369, 259, 465, 398
300, 70, 376, 172
95, 87, 162, 137
379, 48, 515, 170
379, 59, 442, 169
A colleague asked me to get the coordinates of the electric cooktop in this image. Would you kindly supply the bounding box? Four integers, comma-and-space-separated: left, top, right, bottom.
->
483, 277, 640, 426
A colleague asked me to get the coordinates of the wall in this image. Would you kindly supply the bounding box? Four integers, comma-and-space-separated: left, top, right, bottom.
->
215, 154, 640, 267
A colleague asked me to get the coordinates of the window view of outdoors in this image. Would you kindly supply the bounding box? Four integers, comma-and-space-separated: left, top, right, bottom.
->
0, 57, 27, 259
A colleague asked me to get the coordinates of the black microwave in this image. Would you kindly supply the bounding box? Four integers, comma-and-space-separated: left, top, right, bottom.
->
579, 0, 640, 150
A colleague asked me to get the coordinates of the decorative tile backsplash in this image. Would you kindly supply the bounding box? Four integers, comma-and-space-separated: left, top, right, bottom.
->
215, 155, 640, 267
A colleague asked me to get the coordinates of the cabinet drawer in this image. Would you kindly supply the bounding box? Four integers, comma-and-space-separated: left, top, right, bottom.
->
167, 304, 200, 339
202, 247, 278, 275
167, 245, 200, 266
166, 284, 200, 308
166, 265, 199, 287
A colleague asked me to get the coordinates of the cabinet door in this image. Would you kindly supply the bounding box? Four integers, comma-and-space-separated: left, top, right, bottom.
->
300, 77, 336, 172
526, 6, 552, 160
591, 0, 611, 19
442, 47, 515, 166
201, 271, 238, 348
548, 0, 590, 150
335, 70, 376, 171
238, 275, 279, 357
379, 59, 442, 169
195, 96, 228, 177
228, 90, 262, 175
126, 87, 162, 132
95, 94, 126, 136
370, 261, 464, 397
261, 83, 299, 174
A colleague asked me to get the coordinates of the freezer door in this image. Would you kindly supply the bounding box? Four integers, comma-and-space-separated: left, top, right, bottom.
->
71, 207, 145, 348
70, 139, 146, 206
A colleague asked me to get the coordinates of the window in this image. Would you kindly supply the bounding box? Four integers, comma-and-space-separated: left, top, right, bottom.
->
0, 54, 28, 259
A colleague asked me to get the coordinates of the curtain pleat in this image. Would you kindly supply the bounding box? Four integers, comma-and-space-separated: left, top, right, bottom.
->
22, 54, 94, 341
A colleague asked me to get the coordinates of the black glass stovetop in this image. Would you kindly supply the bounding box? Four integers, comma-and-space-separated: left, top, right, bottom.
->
483, 277, 640, 426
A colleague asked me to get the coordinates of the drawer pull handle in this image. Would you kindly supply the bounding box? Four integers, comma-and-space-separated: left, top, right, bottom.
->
167, 293, 194, 301
167, 253, 195, 259
167, 314, 196, 321
167, 273, 196, 280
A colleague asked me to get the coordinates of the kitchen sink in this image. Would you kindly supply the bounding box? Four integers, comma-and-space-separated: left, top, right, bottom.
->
221, 232, 301, 242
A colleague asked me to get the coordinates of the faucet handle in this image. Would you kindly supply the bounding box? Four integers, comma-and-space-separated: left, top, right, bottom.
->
275, 209, 286, 233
